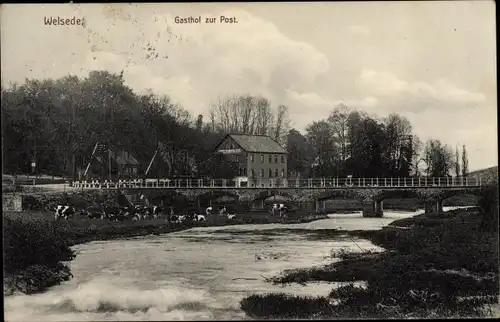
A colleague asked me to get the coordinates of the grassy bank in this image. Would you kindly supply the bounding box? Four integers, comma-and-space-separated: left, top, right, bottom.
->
240, 186, 499, 318
3, 208, 327, 296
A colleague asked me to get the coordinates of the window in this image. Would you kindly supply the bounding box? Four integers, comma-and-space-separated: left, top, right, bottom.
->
268, 155, 272, 163
275, 169, 279, 177
250, 169, 255, 177
260, 169, 264, 177
244, 168, 247, 176
281, 155, 285, 163
269, 169, 273, 178
239, 168, 244, 176
251, 154, 254, 162
281, 169, 285, 177
261, 155, 264, 163
235, 155, 239, 162
274, 155, 278, 163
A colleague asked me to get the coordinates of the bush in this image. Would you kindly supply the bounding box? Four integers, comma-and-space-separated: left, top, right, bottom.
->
478, 183, 499, 231
240, 293, 332, 318
3, 217, 75, 274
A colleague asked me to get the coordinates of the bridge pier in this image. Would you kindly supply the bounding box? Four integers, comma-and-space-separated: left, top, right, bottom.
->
425, 199, 443, 216
362, 200, 384, 218
315, 200, 327, 213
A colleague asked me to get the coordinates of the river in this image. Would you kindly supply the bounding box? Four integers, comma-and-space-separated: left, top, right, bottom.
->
4, 207, 463, 321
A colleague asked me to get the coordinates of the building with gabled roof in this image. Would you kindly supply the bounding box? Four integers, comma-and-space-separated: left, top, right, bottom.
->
93, 149, 139, 179
213, 133, 288, 187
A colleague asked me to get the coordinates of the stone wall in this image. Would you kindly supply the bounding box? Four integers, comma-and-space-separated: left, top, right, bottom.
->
3, 194, 22, 212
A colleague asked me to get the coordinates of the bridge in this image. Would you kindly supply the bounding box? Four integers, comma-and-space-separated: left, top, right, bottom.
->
71, 176, 483, 217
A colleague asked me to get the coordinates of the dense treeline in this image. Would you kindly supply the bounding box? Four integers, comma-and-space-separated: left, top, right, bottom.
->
1, 71, 469, 179
288, 104, 470, 178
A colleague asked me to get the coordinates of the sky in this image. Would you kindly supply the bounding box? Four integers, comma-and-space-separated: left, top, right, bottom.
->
1, 2, 497, 171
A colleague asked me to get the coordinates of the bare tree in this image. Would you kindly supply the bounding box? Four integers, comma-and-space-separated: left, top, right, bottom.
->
208, 109, 217, 133
255, 97, 273, 135
272, 105, 291, 145
209, 95, 289, 140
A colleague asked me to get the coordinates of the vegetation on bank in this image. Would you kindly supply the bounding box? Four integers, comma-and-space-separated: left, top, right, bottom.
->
240, 183, 499, 318
2, 205, 326, 296
3, 215, 75, 295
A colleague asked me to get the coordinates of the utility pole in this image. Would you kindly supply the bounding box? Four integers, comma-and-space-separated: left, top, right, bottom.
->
84, 142, 99, 178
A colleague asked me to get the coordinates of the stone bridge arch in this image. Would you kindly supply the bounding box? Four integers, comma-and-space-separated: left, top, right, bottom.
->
129, 190, 192, 209
316, 189, 364, 201
252, 190, 295, 202
194, 190, 241, 205
438, 188, 481, 202
373, 189, 423, 202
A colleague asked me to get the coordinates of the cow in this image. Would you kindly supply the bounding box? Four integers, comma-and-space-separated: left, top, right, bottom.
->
151, 205, 162, 219
83, 206, 106, 220
206, 206, 213, 216
227, 213, 236, 220
105, 206, 128, 221
172, 215, 186, 223
272, 203, 288, 218
54, 205, 75, 221
194, 214, 206, 221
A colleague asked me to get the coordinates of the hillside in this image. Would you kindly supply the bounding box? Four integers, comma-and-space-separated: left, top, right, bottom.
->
469, 166, 498, 184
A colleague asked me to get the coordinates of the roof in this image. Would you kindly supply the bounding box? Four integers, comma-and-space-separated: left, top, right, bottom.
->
96, 149, 139, 166
216, 134, 288, 154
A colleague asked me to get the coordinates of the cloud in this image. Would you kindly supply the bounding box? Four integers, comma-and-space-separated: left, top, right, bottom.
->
2, 6, 330, 117
285, 89, 378, 110
77, 8, 330, 115
358, 69, 486, 107
348, 25, 370, 36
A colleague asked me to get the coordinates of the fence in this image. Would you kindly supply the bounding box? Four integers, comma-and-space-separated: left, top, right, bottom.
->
70, 176, 482, 190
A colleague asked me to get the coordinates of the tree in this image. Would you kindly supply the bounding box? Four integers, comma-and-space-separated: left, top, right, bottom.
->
198, 153, 239, 179
195, 114, 203, 131
271, 104, 291, 146
454, 146, 461, 177
423, 139, 454, 177
410, 136, 423, 177
306, 120, 337, 177
1, 71, 205, 179
382, 113, 413, 177
327, 104, 351, 163
286, 129, 312, 177
208, 95, 289, 140
462, 144, 469, 177
345, 115, 385, 177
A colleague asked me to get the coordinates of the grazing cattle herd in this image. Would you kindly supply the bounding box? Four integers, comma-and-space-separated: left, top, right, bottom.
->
53, 203, 241, 223
49, 195, 291, 223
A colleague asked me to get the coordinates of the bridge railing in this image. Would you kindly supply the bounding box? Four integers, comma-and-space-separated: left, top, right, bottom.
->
70, 176, 482, 189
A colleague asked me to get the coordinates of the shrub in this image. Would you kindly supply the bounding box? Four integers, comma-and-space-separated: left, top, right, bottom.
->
478, 182, 499, 231
240, 293, 332, 318
3, 217, 75, 274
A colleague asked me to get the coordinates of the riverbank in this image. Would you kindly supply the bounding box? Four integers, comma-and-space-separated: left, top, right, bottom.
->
3, 210, 328, 296
240, 205, 499, 318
